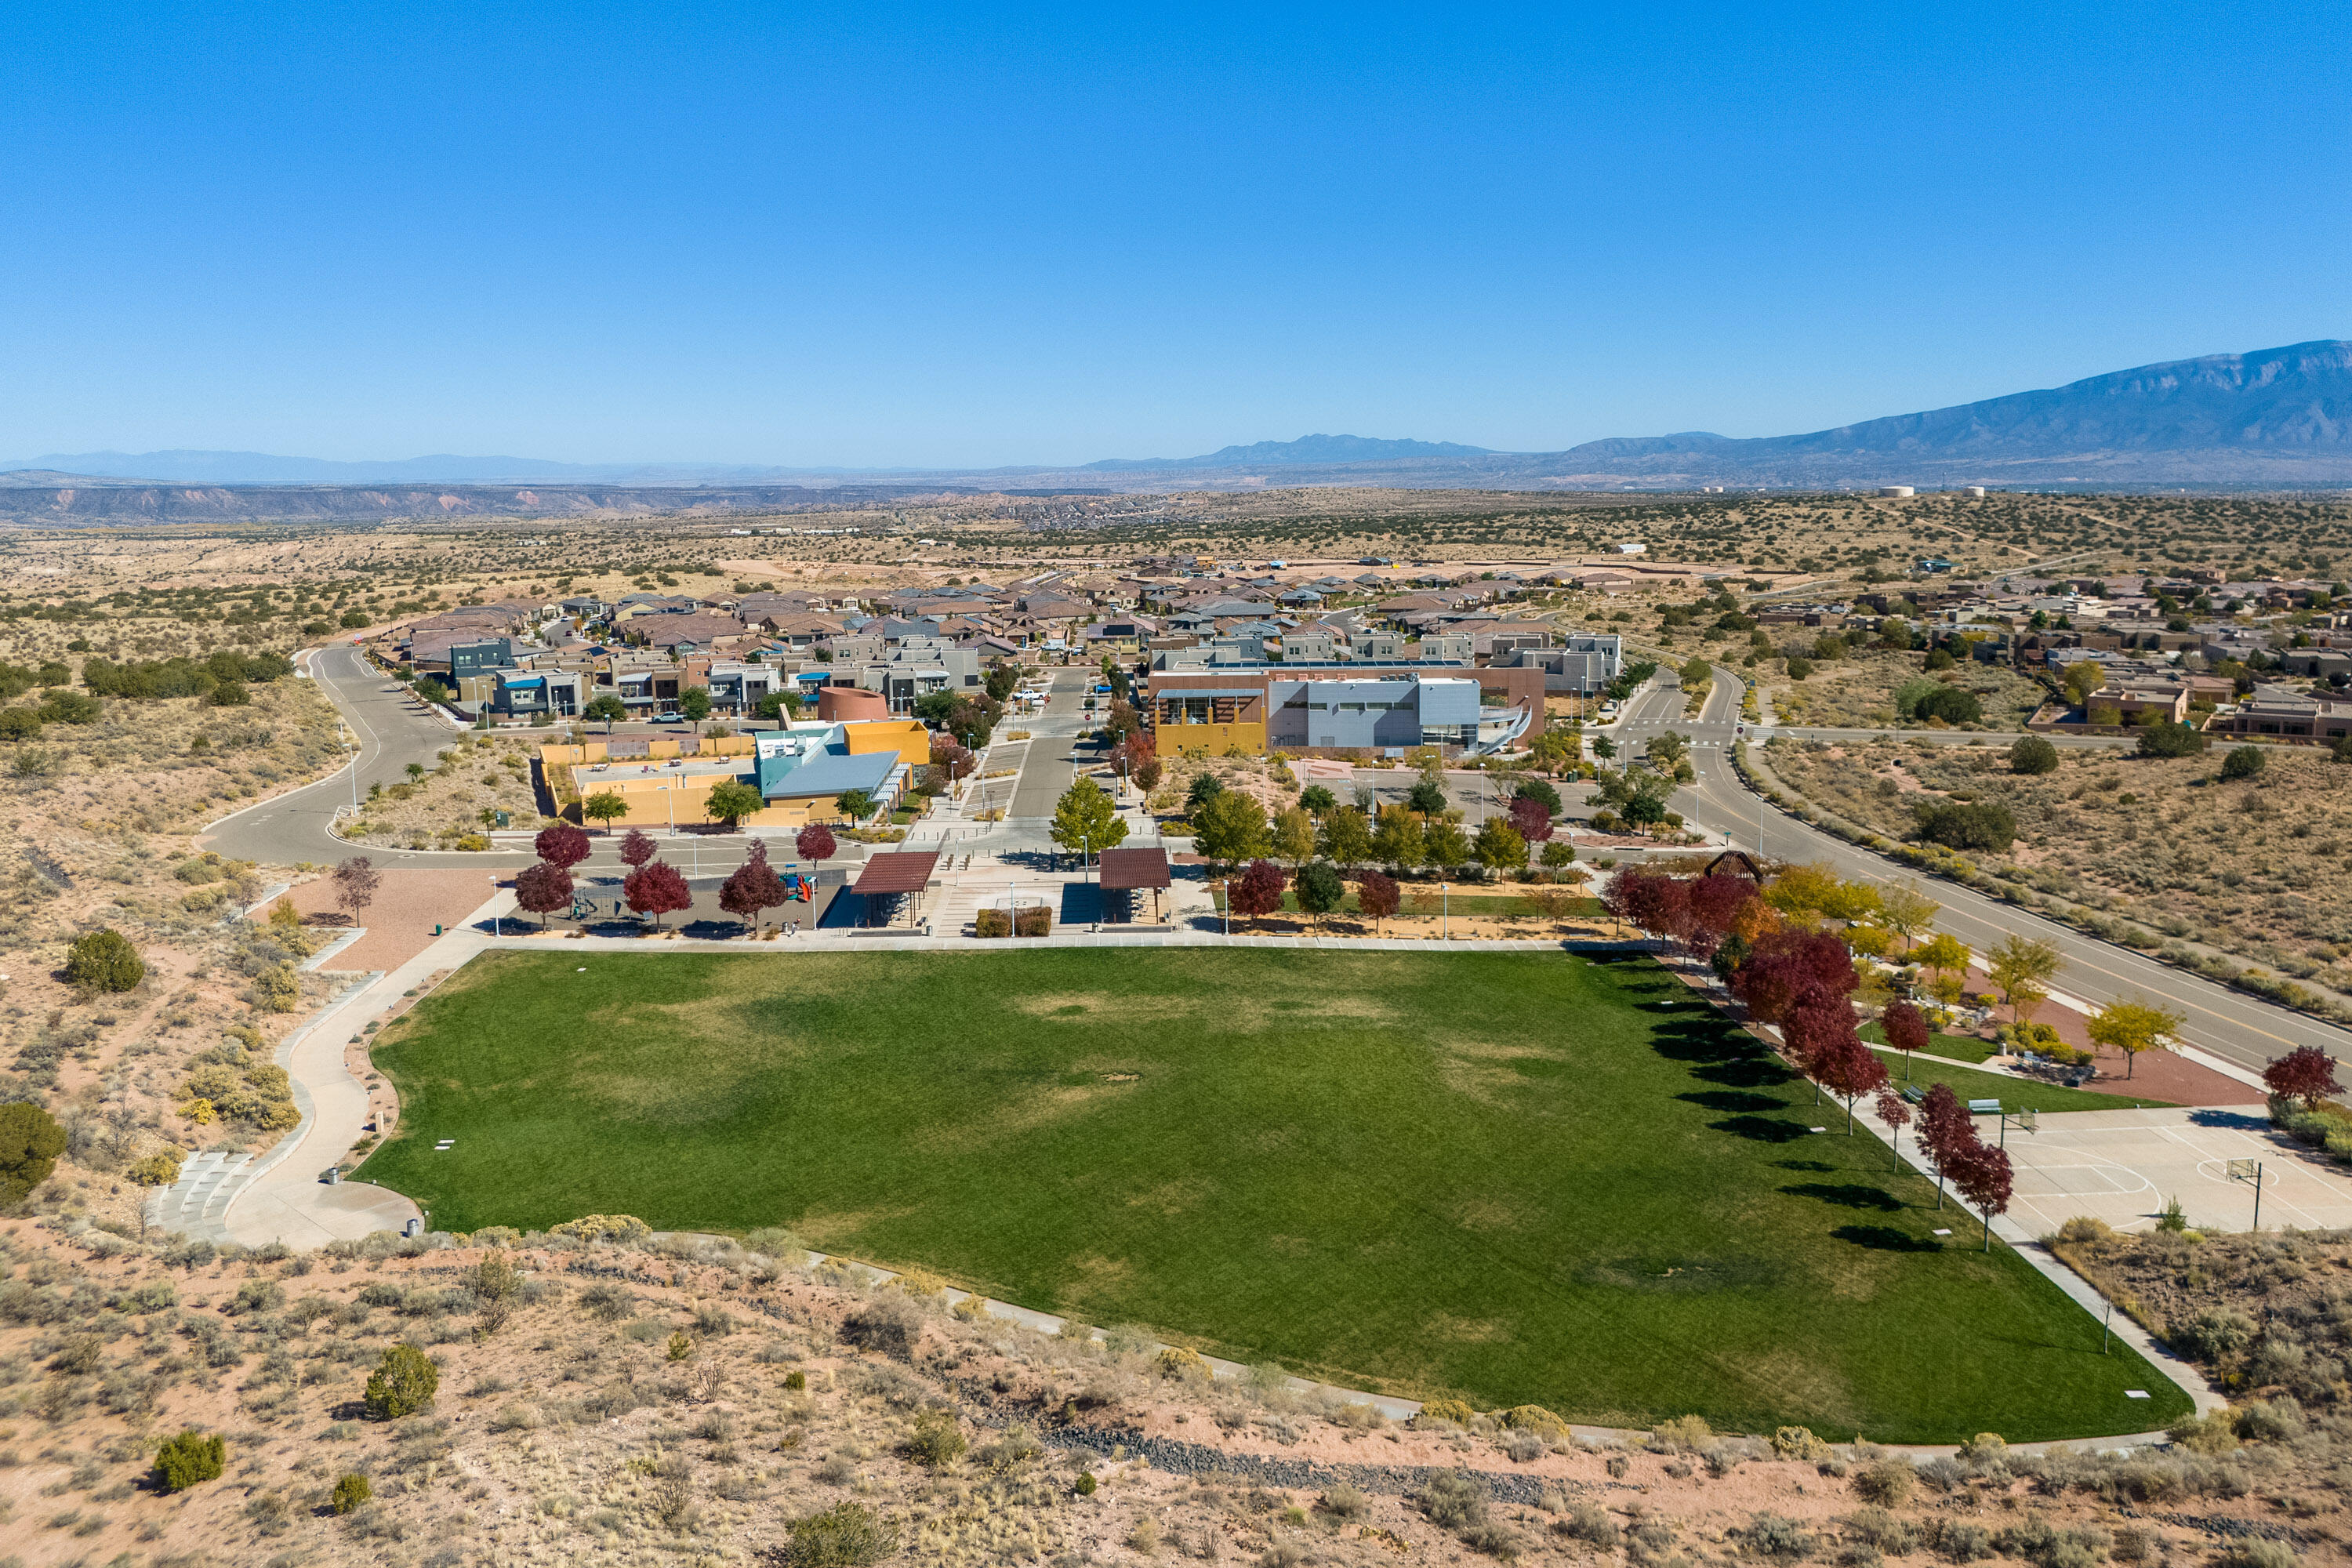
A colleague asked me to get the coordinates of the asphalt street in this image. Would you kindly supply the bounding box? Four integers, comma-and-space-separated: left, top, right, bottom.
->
1600, 666, 2352, 1078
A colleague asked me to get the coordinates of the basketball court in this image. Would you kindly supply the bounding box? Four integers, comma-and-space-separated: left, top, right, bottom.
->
1984, 1106, 2352, 1236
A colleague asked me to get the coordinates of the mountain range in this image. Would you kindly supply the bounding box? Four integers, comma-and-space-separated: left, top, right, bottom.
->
5, 339, 2349, 506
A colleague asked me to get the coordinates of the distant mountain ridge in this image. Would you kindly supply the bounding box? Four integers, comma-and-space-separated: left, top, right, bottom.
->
1083, 434, 1493, 470
7, 339, 2349, 498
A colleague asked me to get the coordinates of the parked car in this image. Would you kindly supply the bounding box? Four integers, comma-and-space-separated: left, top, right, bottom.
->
649, 713, 686, 724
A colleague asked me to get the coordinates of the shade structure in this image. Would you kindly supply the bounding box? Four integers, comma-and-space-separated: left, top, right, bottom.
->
851, 851, 941, 896
1096, 848, 1171, 891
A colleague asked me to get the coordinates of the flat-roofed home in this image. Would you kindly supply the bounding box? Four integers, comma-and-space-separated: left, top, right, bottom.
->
2207, 684, 2352, 742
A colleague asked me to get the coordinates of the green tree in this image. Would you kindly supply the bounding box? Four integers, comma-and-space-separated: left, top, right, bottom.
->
2009, 735, 2059, 775
2085, 996, 2185, 1080
1987, 934, 2063, 1025
678, 687, 713, 728
1297, 784, 1337, 817
66, 927, 144, 993
1472, 818, 1527, 874
705, 779, 764, 828
363, 1343, 439, 1420
1192, 789, 1269, 865
1271, 804, 1317, 866
583, 694, 629, 732
1645, 731, 1690, 769
1050, 776, 1127, 861
1539, 839, 1577, 869
755, 688, 804, 721
2062, 660, 2106, 707
2220, 744, 2266, 781
1185, 773, 1225, 813
332, 1472, 373, 1515
2136, 718, 2209, 757
1405, 779, 1448, 816
836, 789, 877, 823
1878, 881, 1941, 951
1294, 861, 1346, 928
0, 1102, 67, 1205
1318, 804, 1374, 869
1784, 655, 1813, 681
154, 1431, 226, 1493
1425, 818, 1470, 871
1370, 804, 1425, 870
583, 790, 629, 832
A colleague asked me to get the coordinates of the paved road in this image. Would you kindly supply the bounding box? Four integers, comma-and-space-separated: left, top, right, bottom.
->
1603, 664, 2352, 1079
201, 644, 550, 868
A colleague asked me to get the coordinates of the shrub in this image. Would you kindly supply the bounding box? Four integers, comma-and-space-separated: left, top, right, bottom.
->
1770, 1425, 1830, 1460
1853, 1461, 1916, 1506
1653, 1413, 1713, 1451
1563, 1501, 1621, 1548
128, 1149, 184, 1186
2009, 735, 2059, 775
1913, 800, 2016, 853
1745, 1512, 1813, 1562
1075, 1471, 1097, 1496
1154, 1345, 1207, 1379
550, 1213, 651, 1244
66, 927, 145, 992
2213, 1541, 2298, 1568
0, 1102, 68, 1205
2220, 745, 2267, 781
1417, 1470, 1489, 1532
154, 1429, 226, 1491
362, 1343, 438, 1419
899, 1408, 966, 1468
1499, 1404, 1570, 1438
0, 707, 42, 740
2170, 1307, 2255, 1361
1414, 1396, 1475, 1428
840, 1294, 924, 1360
1937, 1522, 1994, 1561
332, 1472, 372, 1514
2136, 718, 2209, 757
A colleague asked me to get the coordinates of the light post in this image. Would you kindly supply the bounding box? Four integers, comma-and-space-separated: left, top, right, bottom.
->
1221, 877, 1230, 937
1441, 881, 1450, 941
489, 873, 502, 938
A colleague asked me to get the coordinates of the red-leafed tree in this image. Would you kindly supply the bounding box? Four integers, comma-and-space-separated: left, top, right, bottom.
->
624, 860, 692, 927
720, 840, 788, 931
1949, 1140, 2016, 1251
1915, 1083, 1979, 1210
795, 822, 837, 865
1880, 999, 1930, 1068
1356, 869, 1401, 934
1875, 1088, 1913, 1172
1814, 1033, 1890, 1134
1607, 869, 1692, 946
1749, 928, 1858, 999
1507, 795, 1554, 845
929, 733, 976, 782
1733, 950, 1813, 1025
1686, 875, 1751, 946
619, 828, 659, 870
513, 862, 574, 931
1228, 858, 1288, 922
535, 822, 591, 870
2263, 1045, 2344, 1111
1778, 983, 1849, 1082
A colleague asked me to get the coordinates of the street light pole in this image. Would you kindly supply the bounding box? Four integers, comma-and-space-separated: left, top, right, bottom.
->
1441, 881, 1450, 941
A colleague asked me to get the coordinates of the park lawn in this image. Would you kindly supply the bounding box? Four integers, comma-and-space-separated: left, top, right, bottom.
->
366, 948, 2187, 1443
1861, 1021, 1998, 1064
1871, 1049, 2175, 1114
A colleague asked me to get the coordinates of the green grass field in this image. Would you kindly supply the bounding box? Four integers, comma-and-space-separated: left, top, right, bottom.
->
366, 949, 2187, 1442
1871, 1050, 2174, 1114
1860, 1019, 1998, 1064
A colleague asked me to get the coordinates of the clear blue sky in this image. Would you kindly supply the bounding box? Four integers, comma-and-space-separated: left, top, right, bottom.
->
2, 2, 2343, 469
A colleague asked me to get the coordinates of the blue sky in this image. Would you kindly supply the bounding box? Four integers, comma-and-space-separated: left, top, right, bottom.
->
2, 2, 2343, 468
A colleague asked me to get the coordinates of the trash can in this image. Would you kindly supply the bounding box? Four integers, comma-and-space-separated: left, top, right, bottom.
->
403, 1218, 423, 1238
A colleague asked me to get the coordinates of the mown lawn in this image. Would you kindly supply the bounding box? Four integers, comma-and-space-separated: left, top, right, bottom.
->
1860, 1019, 1998, 1064
1870, 1049, 2175, 1114
365, 948, 2187, 1442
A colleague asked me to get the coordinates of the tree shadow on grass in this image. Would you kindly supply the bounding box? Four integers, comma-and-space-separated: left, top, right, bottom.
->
1680, 1090, 1784, 1113
1784, 1182, 1904, 1212
1832, 1225, 1942, 1252
1711, 1115, 1813, 1144
1774, 1159, 1835, 1172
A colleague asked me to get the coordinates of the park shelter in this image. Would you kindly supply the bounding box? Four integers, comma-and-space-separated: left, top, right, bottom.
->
850, 851, 941, 927
1097, 847, 1171, 924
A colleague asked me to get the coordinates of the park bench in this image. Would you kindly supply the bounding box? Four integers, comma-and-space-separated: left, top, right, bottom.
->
1900, 1084, 1926, 1105
1967, 1098, 2002, 1115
